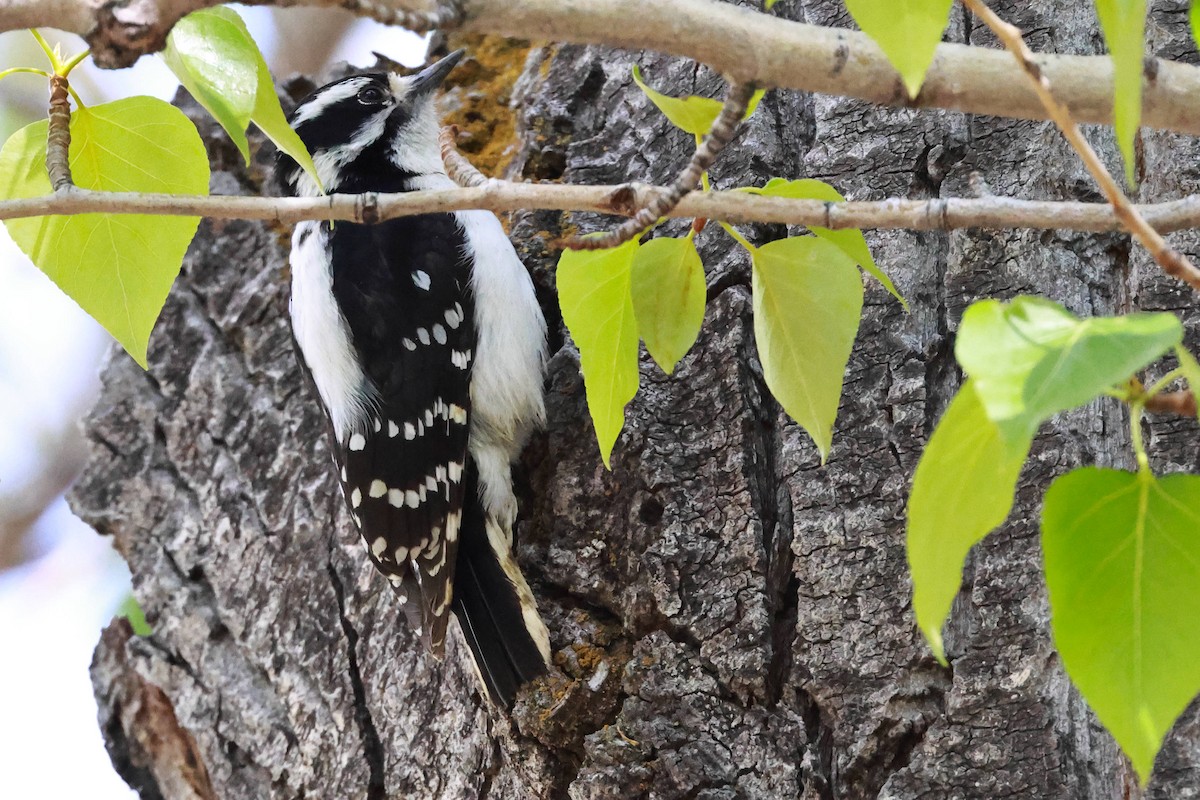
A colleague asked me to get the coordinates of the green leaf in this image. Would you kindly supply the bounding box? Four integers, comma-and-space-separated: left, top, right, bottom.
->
751, 236, 863, 461
557, 240, 641, 467
844, 0, 954, 98
631, 65, 765, 136
163, 6, 320, 189
630, 236, 706, 375
1176, 346, 1200, 424
1192, 1, 1200, 51
1095, 0, 1147, 186
906, 381, 1032, 662
252, 56, 321, 191
118, 594, 153, 636
746, 177, 906, 308
162, 6, 258, 164
956, 297, 1181, 436
0, 97, 209, 367
1043, 467, 1200, 784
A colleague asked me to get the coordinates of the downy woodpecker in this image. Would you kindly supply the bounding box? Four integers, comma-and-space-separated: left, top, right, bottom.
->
275, 50, 551, 706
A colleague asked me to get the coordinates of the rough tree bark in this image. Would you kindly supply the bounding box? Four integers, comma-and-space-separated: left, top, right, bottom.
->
77, 0, 1200, 797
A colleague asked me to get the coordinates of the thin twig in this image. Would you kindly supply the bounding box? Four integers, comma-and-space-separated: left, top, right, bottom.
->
11, 183, 1200, 234
338, 0, 464, 32
963, 0, 1200, 293
567, 80, 756, 250
439, 125, 489, 188
1144, 390, 1198, 419
46, 74, 74, 191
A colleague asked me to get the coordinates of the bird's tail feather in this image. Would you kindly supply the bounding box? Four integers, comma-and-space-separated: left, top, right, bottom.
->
451, 468, 550, 707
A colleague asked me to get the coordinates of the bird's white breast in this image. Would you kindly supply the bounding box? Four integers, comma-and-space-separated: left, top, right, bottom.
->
456, 207, 547, 447
457, 207, 548, 523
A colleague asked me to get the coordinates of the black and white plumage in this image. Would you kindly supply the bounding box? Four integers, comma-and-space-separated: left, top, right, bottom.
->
276, 51, 551, 706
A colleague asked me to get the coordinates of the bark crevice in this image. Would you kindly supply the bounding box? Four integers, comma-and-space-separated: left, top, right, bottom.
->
325, 558, 388, 800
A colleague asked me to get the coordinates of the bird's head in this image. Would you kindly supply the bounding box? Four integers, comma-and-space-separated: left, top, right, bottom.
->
276, 49, 464, 197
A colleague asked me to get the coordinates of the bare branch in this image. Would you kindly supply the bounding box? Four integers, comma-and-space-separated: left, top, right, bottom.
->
340, 0, 464, 32
6, 0, 1200, 139
46, 74, 74, 192
964, 0, 1200, 293
567, 80, 756, 251
7, 181, 1200, 237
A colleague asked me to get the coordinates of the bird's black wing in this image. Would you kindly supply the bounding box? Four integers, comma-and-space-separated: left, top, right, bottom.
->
330, 212, 476, 655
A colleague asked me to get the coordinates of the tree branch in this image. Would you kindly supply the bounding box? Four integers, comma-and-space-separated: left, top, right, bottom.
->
964, 0, 1200, 293
567, 80, 756, 251
8, 181, 1200, 236
6, 0, 1200, 138
340, 0, 463, 33
45, 74, 75, 192
438, 125, 489, 188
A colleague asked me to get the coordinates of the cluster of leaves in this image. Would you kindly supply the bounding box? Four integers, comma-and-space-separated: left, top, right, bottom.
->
908, 297, 1200, 779
560, 65, 902, 466
0, 10, 316, 366
559, 6, 1200, 782
832, 0, 1200, 782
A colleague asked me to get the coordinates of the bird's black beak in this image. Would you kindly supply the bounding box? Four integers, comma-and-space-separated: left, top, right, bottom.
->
408, 49, 465, 97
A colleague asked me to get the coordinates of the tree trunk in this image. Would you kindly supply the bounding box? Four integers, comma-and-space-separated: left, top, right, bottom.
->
78, 1, 1200, 797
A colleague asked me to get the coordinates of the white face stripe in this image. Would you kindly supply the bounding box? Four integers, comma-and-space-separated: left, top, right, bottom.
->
386, 73, 417, 104
291, 78, 373, 127
387, 99, 445, 175
345, 110, 390, 154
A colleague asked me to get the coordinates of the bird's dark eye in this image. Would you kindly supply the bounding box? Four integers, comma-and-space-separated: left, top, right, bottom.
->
358, 85, 388, 106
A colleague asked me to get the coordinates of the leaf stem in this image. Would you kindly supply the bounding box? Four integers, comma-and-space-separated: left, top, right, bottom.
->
1129, 406, 1151, 474
719, 221, 754, 251
60, 49, 90, 76
30, 29, 61, 72
65, 83, 86, 109
0, 66, 51, 82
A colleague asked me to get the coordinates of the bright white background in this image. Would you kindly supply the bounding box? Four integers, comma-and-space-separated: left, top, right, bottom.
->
0, 9, 424, 797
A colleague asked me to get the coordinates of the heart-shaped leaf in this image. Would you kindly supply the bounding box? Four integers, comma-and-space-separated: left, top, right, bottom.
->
907, 380, 1033, 662
1043, 467, 1200, 784
750, 236, 863, 461
0, 97, 210, 367
844, 0, 954, 98
162, 6, 259, 163
630, 236, 706, 375
163, 6, 320, 188
956, 297, 1181, 437
557, 240, 641, 467
631, 65, 765, 136
1094, 0, 1147, 186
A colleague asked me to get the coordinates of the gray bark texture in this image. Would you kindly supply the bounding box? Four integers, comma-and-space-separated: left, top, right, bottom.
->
77, 0, 1200, 797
